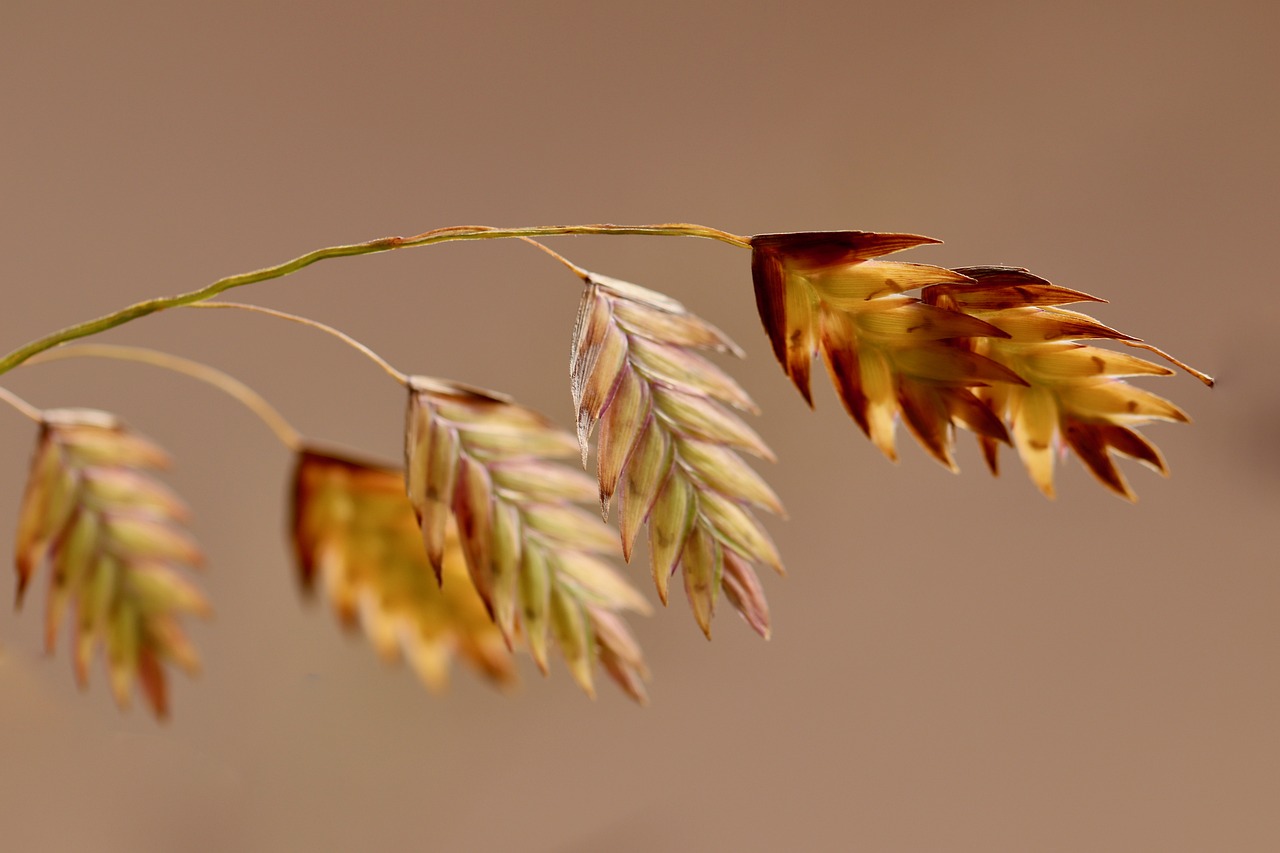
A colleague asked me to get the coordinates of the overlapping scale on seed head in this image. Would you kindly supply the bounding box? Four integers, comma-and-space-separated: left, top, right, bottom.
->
291, 448, 515, 690
570, 271, 781, 640
923, 266, 1205, 500
751, 232, 1027, 470
403, 379, 650, 701
14, 408, 207, 719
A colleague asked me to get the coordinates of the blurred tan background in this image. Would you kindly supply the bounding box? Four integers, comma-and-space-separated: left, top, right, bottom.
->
1, 2, 1277, 850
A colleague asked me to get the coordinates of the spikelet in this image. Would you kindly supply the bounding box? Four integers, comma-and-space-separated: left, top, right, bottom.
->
751, 231, 1026, 470
570, 271, 781, 639
14, 408, 208, 719
923, 267, 1207, 500
290, 448, 516, 690
403, 379, 650, 701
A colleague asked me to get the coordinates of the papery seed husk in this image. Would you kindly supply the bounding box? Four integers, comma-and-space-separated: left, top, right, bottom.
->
146, 615, 201, 675
571, 293, 629, 455
1020, 345, 1173, 381
627, 337, 758, 413
522, 504, 619, 555
752, 231, 943, 268
550, 584, 595, 697
695, 491, 783, 574
519, 545, 552, 674
107, 597, 141, 708
45, 509, 100, 650
1010, 386, 1059, 498
598, 644, 649, 705
612, 298, 743, 356
1063, 421, 1135, 501
676, 439, 784, 515
810, 261, 974, 306
125, 563, 211, 617
489, 500, 522, 641
589, 607, 647, 672
55, 425, 171, 470
552, 552, 651, 615
653, 388, 775, 460
422, 416, 461, 578
596, 367, 648, 517
897, 383, 958, 471
859, 346, 899, 461
721, 550, 771, 640
460, 427, 580, 461
75, 553, 121, 685
891, 344, 1028, 387
646, 472, 696, 604
1061, 381, 1189, 423
103, 515, 203, 568
15, 438, 77, 599
589, 271, 687, 313
681, 526, 722, 639
490, 460, 598, 505
80, 467, 190, 520
137, 650, 169, 720
618, 418, 672, 561
452, 457, 494, 607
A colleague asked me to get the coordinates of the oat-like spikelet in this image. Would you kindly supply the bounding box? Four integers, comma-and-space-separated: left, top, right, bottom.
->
570, 271, 781, 640
751, 231, 1026, 469
403, 379, 650, 700
291, 448, 516, 690
923, 266, 1205, 500
14, 409, 208, 719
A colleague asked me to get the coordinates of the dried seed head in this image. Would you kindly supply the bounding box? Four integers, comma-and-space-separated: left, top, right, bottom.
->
751, 231, 1024, 471
291, 448, 515, 690
402, 380, 650, 700
924, 266, 1202, 500
753, 236, 1205, 498
569, 271, 782, 640
14, 408, 207, 720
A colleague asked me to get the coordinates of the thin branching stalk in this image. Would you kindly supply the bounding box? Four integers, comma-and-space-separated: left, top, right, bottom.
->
25, 344, 303, 450
517, 237, 592, 280
0, 386, 44, 422
0, 224, 749, 376
186, 302, 411, 386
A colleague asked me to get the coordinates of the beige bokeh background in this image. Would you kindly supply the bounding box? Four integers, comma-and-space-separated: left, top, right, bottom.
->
2, 2, 1277, 850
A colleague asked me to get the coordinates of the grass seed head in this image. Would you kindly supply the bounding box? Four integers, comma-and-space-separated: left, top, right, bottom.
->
570, 271, 782, 639
14, 409, 207, 719
401, 380, 650, 700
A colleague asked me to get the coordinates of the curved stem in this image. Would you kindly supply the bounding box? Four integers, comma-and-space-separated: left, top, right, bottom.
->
186, 302, 410, 385
0, 223, 750, 376
0, 386, 43, 423
25, 345, 303, 450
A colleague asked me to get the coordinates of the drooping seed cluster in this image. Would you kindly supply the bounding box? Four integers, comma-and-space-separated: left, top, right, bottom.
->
404, 377, 650, 701
571, 272, 781, 639
751, 231, 1203, 499
15, 409, 208, 718
291, 448, 515, 690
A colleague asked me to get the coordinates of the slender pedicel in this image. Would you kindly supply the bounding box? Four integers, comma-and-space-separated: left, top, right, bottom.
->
517, 237, 591, 281
0, 386, 43, 422
25, 344, 303, 450
185, 302, 412, 386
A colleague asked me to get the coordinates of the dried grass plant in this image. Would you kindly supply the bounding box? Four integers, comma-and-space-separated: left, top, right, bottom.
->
0, 223, 1211, 719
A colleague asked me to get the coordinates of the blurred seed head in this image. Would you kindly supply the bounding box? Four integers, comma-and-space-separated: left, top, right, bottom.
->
15, 408, 207, 719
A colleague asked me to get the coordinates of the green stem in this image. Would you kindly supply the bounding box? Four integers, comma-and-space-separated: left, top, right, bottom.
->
0, 223, 749, 377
